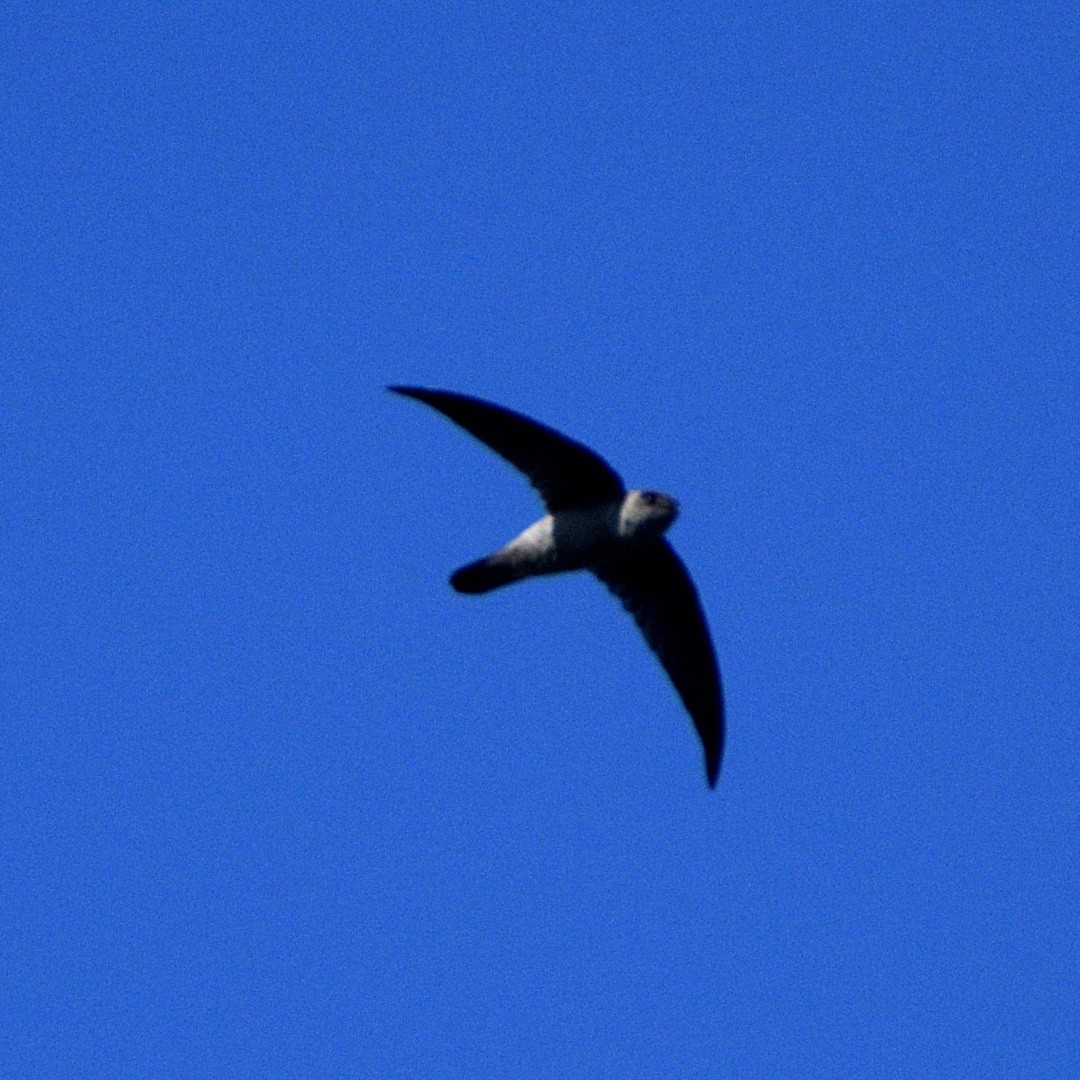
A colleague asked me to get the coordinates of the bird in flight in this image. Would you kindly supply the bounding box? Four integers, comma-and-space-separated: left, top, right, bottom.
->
390, 386, 724, 787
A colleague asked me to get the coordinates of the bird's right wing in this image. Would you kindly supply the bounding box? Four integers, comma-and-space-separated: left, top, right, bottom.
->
389, 386, 625, 512
593, 538, 724, 787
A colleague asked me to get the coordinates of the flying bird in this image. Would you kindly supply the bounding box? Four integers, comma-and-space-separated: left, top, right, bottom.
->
390, 386, 724, 787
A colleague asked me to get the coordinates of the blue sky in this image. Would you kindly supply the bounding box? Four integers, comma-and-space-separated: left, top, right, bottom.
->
3, 3, 1078, 1076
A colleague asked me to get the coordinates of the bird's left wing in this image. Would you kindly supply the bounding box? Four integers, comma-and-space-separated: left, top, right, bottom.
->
389, 386, 625, 512
593, 539, 724, 787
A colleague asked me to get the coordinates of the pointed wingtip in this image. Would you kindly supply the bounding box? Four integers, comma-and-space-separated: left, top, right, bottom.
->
705, 743, 722, 788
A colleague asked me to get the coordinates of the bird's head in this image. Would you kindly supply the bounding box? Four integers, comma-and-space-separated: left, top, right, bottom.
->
618, 490, 679, 541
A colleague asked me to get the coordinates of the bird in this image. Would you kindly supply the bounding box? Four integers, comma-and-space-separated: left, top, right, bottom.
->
389, 386, 724, 787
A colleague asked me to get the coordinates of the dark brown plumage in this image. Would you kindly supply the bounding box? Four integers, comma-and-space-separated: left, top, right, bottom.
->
391, 386, 725, 787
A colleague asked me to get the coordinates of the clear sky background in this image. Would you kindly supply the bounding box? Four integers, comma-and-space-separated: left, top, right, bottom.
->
3, 3, 1078, 1077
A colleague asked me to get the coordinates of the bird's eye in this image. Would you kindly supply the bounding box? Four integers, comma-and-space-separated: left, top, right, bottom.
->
641, 491, 658, 505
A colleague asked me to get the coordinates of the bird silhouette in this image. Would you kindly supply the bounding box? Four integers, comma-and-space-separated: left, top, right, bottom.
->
391, 386, 724, 787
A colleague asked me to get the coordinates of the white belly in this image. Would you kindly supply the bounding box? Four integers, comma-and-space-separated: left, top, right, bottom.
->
499, 502, 622, 574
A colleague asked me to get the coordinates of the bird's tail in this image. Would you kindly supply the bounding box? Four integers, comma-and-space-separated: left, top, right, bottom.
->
450, 555, 523, 594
